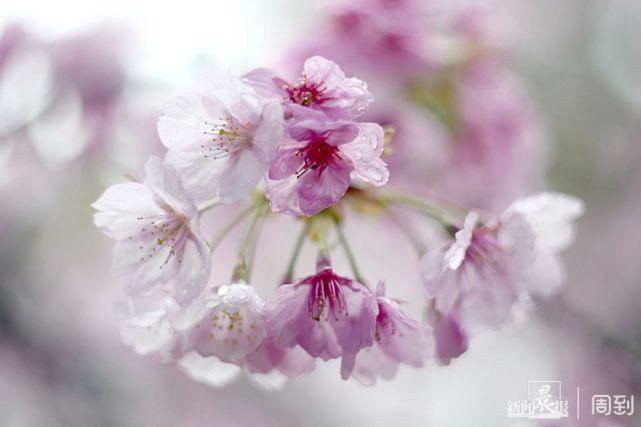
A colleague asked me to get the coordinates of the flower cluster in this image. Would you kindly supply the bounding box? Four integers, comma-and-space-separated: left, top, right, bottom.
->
94, 56, 583, 387
158, 56, 388, 216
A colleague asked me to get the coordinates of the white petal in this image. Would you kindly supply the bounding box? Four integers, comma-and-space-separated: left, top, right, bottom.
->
247, 371, 288, 391
502, 192, 584, 252
443, 212, 478, 270
164, 149, 225, 204
342, 123, 389, 187
218, 149, 265, 203
179, 352, 241, 387
93, 182, 162, 240
145, 156, 197, 218
157, 93, 216, 150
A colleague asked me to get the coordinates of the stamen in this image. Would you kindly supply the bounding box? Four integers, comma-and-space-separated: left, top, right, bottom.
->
294, 135, 341, 178
284, 76, 330, 107
130, 215, 190, 269
300, 268, 351, 321
201, 116, 249, 160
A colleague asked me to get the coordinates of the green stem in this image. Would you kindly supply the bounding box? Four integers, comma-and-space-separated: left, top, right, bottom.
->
198, 198, 220, 214
377, 191, 455, 228
245, 214, 266, 283
333, 218, 365, 284
231, 203, 267, 283
282, 221, 310, 284
382, 204, 427, 256
208, 204, 254, 250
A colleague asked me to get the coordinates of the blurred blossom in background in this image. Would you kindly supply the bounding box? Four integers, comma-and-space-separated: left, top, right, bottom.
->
1, 0, 641, 426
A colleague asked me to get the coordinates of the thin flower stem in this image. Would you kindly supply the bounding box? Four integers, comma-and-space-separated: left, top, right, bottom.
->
231, 203, 267, 283
381, 204, 427, 256
333, 218, 365, 284
282, 221, 311, 284
376, 191, 455, 228
198, 198, 221, 214
208, 204, 254, 250
246, 214, 266, 283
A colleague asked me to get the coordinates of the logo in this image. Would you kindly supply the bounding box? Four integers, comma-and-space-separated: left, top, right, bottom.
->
507, 381, 569, 419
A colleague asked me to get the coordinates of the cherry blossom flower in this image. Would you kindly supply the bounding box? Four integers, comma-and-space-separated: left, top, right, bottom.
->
346, 282, 433, 385
157, 76, 284, 204
179, 282, 266, 364
420, 211, 533, 333
500, 191, 585, 296
244, 337, 316, 378
420, 192, 583, 334
243, 55, 373, 120
116, 292, 184, 361
93, 156, 210, 303
428, 310, 469, 365
263, 264, 378, 379
291, 0, 431, 80
266, 119, 388, 216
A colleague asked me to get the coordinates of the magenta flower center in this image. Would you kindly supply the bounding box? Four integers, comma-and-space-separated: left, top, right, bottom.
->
295, 135, 341, 178
374, 304, 395, 341
466, 230, 502, 267
300, 268, 351, 321
284, 77, 330, 107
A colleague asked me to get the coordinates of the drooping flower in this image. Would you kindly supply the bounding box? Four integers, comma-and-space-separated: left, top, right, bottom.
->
178, 282, 315, 387
244, 339, 315, 377
263, 262, 378, 379
93, 156, 210, 303
428, 309, 469, 365
179, 282, 266, 364
266, 119, 388, 216
346, 282, 433, 385
500, 191, 585, 296
178, 346, 314, 391
243, 55, 374, 120
116, 291, 184, 361
419, 192, 583, 333
157, 76, 284, 204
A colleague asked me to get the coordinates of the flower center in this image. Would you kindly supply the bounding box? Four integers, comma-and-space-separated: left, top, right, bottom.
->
294, 135, 341, 178
374, 305, 394, 341
301, 268, 351, 321
283, 77, 330, 107
131, 214, 190, 268
466, 231, 502, 267
201, 116, 249, 160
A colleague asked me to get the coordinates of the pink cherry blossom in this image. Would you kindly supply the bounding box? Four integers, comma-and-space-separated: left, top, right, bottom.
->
428, 310, 469, 365
263, 265, 378, 379
346, 282, 433, 385
93, 156, 210, 303
243, 55, 373, 120
306, 0, 431, 79
116, 291, 184, 362
266, 119, 388, 216
178, 283, 315, 385
500, 191, 585, 296
245, 338, 316, 378
157, 76, 284, 204
179, 282, 266, 364
420, 192, 583, 334
420, 210, 534, 333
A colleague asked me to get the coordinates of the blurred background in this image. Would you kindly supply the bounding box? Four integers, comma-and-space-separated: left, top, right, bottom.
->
1, 0, 641, 426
